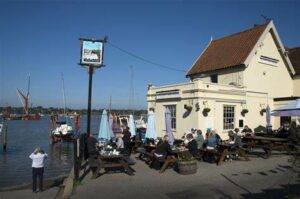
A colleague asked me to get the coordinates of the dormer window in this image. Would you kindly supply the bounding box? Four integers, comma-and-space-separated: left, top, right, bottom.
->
210, 74, 218, 83
259, 55, 279, 66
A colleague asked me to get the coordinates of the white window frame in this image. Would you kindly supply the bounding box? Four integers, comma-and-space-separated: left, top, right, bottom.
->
223, 105, 235, 130
165, 105, 176, 130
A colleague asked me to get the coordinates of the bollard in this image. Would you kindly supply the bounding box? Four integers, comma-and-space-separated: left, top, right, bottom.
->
73, 138, 80, 181
2, 125, 7, 151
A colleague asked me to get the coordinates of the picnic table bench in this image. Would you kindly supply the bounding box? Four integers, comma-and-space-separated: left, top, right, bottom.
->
136, 146, 180, 173
98, 154, 135, 176
217, 144, 249, 165
242, 136, 290, 158
136, 147, 154, 163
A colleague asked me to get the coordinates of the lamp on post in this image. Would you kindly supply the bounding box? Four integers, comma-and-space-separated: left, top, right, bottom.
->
79, 36, 108, 137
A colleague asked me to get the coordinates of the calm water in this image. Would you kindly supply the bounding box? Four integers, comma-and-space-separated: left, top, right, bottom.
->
0, 115, 101, 188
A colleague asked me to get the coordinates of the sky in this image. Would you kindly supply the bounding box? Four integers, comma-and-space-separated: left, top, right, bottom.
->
0, 0, 299, 110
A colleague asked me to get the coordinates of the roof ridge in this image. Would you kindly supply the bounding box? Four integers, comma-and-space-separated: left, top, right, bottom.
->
212, 22, 270, 43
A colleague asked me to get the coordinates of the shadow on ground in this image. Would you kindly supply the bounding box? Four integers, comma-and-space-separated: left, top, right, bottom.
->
241, 183, 300, 199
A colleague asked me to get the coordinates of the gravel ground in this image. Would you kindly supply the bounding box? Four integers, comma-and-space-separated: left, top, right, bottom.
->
71, 154, 300, 199
1, 154, 299, 199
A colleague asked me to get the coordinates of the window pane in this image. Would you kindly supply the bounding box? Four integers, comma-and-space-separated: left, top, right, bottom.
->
223, 105, 235, 130
165, 105, 176, 130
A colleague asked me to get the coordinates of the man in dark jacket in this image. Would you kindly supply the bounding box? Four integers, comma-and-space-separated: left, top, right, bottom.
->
186, 133, 198, 157
122, 126, 132, 155
151, 135, 173, 170
87, 134, 101, 179
154, 135, 172, 159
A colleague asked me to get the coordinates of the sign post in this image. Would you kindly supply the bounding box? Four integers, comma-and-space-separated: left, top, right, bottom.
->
79, 37, 107, 137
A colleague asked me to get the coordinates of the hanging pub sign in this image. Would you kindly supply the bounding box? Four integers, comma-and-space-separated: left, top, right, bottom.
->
79, 38, 104, 67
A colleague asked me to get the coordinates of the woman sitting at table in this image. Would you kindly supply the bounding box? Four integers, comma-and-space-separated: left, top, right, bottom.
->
151, 135, 173, 170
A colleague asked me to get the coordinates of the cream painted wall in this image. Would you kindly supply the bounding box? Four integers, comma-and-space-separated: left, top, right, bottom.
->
192, 68, 244, 86
147, 79, 272, 140
244, 31, 294, 98
293, 76, 300, 96
147, 30, 296, 140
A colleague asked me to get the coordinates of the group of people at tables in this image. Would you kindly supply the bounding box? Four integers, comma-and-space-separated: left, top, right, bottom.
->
146, 126, 254, 169
86, 126, 134, 178
86, 122, 299, 177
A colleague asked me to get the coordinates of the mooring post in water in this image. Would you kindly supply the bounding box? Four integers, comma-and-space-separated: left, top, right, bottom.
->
73, 138, 80, 181
2, 125, 7, 151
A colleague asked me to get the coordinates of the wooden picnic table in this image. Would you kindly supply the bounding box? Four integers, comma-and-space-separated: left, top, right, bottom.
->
99, 153, 135, 176
217, 143, 250, 165
143, 144, 157, 152
170, 148, 188, 155
242, 136, 290, 158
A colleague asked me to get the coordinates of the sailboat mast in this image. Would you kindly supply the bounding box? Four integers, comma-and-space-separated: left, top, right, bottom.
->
109, 95, 112, 112
61, 74, 67, 116
26, 74, 30, 114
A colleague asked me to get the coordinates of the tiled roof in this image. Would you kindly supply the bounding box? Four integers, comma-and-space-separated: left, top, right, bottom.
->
187, 22, 269, 77
288, 47, 300, 75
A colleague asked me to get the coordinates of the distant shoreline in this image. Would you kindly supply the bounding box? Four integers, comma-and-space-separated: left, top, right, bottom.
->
0, 107, 147, 116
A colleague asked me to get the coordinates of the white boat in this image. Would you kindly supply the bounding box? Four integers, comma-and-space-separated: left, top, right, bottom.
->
52, 122, 73, 135
51, 75, 74, 142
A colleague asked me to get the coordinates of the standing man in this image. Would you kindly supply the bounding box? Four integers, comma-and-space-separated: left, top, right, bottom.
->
87, 134, 101, 179
122, 126, 132, 155
29, 147, 48, 193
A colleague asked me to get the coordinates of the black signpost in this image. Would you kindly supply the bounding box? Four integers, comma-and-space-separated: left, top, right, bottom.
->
74, 37, 107, 181
79, 37, 107, 137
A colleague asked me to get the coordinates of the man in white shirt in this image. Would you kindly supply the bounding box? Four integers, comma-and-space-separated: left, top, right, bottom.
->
29, 147, 48, 193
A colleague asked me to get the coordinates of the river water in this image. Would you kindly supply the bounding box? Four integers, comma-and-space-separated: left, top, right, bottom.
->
0, 115, 100, 188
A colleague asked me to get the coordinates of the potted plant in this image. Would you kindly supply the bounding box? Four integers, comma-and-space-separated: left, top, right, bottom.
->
260, 108, 266, 116
195, 102, 200, 111
177, 151, 197, 175
184, 104, 192, 111
203, 107, 211, 113
241, 108, 249, 116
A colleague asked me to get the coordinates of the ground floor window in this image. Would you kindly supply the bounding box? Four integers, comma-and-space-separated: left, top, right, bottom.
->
223, 105, 235, 130
165, 105, 176, 130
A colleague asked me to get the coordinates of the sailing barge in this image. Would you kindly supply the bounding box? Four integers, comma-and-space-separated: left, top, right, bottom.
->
4, 75, 41, 121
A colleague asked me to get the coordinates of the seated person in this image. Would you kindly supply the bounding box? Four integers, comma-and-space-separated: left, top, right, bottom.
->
195, 130, 204, 149
145, 138, 155, 146
277, 123, 290, 138
203, 132, 217, 163
151, 135, 174, 170
115, 133, 124, 151
206, 132, 217, 150
153, 135, 172, 160
190, 128, 198, 138
242, 125, 253, 135
182, 132, 189, 145
186, 133, 198, 157
212, 130, 221, 145
227, 130, 242, 150
234, 128, 243, 137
